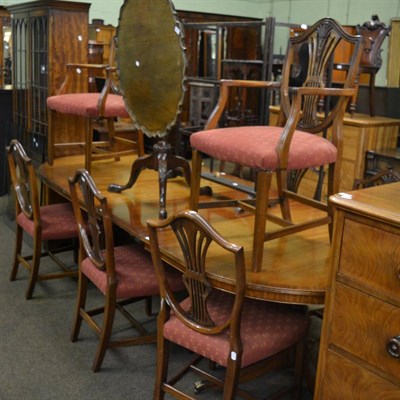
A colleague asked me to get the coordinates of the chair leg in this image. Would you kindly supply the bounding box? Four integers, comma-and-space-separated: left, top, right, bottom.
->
349, 74, 360, 115
25, 233, 43, 300
189, 149, 203, 211
368, 73, 376, 117
276, 169, 292, 222
326, 163, 337, 242
222, 357, 241, 400
252, 171, 272, 272
293, 339, 306, 400
106, 118, 120, 162
47, 109, 55, 165
85, 118, 94, 172
154, 307, 170, 400
71, 272, 88, 342
92, 292, 117, 372
153, 339, 169, 400
10, 224, 23, 281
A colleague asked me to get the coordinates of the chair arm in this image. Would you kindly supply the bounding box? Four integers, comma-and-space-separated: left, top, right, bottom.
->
205, 79, 280, 130
293, 86, 356, 98
219, 79, 281, 89
57, 63, 109, 95
96, 66, 120, 116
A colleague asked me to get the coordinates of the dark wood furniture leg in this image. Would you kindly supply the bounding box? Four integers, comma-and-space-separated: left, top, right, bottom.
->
108, 140, 190, 219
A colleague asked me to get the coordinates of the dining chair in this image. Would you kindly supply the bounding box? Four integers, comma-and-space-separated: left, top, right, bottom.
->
68, 168, 184, 372
333, 15, 391, 116
6, 139, 79, 300
47, 36, 144, 172
147, 210, 310, 399
352, 169, 400, 189
189, 18, 364, 272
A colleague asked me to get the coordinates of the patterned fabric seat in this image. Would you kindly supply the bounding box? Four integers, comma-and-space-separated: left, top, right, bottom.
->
7, 140, 79, 300
17, 203, 78, 241
47, 93, 129, 118
164, 290, 310, 369
82, 244, 183, 299
69, 168, 184, 372
191, 126, 337, 171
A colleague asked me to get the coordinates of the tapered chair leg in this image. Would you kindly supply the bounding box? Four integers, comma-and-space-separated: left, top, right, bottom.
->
10, 225, 23, 281
252, 171, 271, 272
277, 169, 292, 222
222, 358, 241, 400
293, 339, 306, 400
153, 338, 169, 400
92, 296, 117, 372
71, 273, 89, 342
25, 234, 43, 300
85, 118, 94, 172
189, 150, 203, 211
154, 301, 170, 400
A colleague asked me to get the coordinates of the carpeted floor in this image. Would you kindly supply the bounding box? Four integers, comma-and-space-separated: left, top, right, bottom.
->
0, 195, 317, 400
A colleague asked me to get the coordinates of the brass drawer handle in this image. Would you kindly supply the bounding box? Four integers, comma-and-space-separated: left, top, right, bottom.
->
387, 336, 400, 358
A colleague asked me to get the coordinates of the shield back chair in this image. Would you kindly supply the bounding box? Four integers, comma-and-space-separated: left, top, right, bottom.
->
352, 169, 400, 190
354, 15, 391, 116
189, 18, 363, 272
7, 139, 79, 300
147, 210, 310, 400
335, 15, 391, 116
47, 36, 144, 172
68, 168, 184, 372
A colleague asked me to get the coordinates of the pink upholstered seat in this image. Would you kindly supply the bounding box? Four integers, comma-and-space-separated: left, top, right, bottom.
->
17, 203, 78, 241
191, 126, 337, 171
164, 290, 310, 369
46, 93, 129, 118
82, 244, 183, 299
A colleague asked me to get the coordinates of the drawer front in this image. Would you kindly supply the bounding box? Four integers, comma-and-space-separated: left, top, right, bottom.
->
339, 217, 400, 300
319, 350, 400, 399
330, 283, 400, 380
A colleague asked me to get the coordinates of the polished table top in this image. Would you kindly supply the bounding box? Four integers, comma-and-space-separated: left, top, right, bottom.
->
39, 154, 332, 305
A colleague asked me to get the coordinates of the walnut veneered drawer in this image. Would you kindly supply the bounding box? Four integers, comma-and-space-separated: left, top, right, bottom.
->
339, 217, 400, 300
330, 282, 400, 381
320, 349, 400, 399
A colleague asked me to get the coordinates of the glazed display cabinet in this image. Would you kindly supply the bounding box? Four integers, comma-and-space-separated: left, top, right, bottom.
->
8, 0, 90, 162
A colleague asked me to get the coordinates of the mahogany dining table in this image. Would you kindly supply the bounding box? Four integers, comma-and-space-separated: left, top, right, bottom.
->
38, 154, 331, 305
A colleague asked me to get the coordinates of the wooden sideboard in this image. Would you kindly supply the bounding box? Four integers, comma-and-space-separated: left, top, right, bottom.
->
269, 106, 400, 199
314, 183, 400, 398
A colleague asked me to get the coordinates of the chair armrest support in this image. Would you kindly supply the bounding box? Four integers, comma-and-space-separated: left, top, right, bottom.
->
57, 63, 109, 95
204, 79, 280, 130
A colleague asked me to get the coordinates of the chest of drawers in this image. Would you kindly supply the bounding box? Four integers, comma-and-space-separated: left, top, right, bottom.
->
314, 182, 400, 399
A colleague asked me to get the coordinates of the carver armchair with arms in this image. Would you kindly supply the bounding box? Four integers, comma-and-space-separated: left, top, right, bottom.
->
147, 210, 310, 399
189, 18, 363, 272
68, 168, 183, 372
7, 139, 79, 299
47, 36, 144, 172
